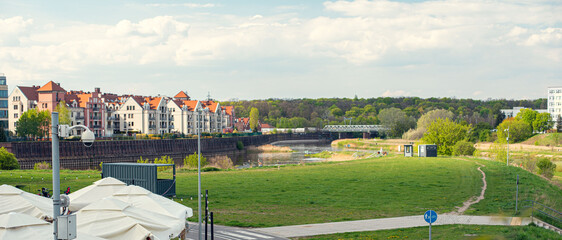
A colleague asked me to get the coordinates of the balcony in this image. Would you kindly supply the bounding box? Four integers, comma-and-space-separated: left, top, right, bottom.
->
108, 116, 119, 120
92, 115, 102, 120
92, 107, 100, 111
75, 116, 84, 120
149, 125, 156, 129
92, 125, 102, 129
168, 125, 174, 129
149, 116, 156, 120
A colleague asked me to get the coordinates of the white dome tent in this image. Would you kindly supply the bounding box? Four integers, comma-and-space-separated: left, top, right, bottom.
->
112, 185, 193, 220
0, 184, 52, 220
76, 198, 184, 240
0, 212, 105, 240
68, 177, 127, 212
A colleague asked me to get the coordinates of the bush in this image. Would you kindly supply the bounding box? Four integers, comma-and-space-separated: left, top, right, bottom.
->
154, 155, 173, 171
522, 156, 537, 173
0, 147, 19, 170
183, 152, 208, 168
453, 140, 476, 156
34, 161, 51, 170
536, 158, 556, 179
490, 142, 507, 162
210, 155, 234, 169
236, 141, 244, 150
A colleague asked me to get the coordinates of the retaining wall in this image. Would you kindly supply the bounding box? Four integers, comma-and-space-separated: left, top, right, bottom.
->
0, 133, 321, 169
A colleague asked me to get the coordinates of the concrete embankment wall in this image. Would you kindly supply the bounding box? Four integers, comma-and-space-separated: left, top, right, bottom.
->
0, 133, 321, 169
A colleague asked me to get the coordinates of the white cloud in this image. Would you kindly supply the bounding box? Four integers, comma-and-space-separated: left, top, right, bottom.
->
382, 90, 410, 97
146, 3, 216, 8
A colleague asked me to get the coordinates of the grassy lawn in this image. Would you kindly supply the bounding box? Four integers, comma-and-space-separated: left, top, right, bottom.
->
466, 158, 562, 216
179, 156, 482, 227
1, 155, 561, 228
294, 224, 561, 240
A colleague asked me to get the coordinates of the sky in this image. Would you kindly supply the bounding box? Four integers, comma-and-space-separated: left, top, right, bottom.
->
0, 0, 561, 101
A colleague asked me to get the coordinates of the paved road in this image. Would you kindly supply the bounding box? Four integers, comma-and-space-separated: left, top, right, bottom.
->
186, 222, 288, 240
256, 215, 532, 238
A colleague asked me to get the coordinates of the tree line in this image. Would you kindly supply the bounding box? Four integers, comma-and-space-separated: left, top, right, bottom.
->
221, 97, 547, 130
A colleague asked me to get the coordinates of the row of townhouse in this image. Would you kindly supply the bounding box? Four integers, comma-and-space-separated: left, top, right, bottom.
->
9, 81, 236, 137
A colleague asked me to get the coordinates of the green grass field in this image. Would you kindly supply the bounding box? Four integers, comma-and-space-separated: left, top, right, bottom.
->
1, 155, 561, 228
294, 224, 561, 240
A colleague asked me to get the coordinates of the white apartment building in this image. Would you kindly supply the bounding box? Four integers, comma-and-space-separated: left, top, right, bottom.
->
8, 85, 39, 133
548, 86, 562, 126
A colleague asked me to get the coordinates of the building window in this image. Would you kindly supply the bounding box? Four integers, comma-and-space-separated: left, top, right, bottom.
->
0, 100, 7, 108
13, 113, 18, 118
0, 90, 7, 98
13, 105, 17, 110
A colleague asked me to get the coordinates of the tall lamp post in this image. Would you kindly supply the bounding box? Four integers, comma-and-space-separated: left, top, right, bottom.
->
505, 127, 510, 166
197, 108, 209, 240
52, 112, 95, 240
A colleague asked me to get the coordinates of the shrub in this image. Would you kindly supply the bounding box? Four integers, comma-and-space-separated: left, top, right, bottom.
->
34, 161, 51, 170
490, 142, 507, 163
0, 147, 19, 170
453, 140, 476, 156
210, 155, 234, 169
154, 155, 173, 171
137, 156, 150, 163
536, 158, 556, 179
522, 157, 537, 173
183, 152, 208, 168
236, 141, 244, 150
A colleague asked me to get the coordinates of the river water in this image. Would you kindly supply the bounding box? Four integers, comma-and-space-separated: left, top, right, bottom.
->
228, 140, 336, 168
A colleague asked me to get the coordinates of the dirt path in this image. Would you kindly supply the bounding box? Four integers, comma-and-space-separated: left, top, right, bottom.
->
450, 161, 487, 215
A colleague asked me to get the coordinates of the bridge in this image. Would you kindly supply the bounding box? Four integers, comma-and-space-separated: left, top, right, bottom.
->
322, 125, 388, 133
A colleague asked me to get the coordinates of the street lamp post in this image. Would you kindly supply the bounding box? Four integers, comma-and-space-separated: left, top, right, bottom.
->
52, 112, 95, 240
505, 127, 510, 166
197, 109, 202, 240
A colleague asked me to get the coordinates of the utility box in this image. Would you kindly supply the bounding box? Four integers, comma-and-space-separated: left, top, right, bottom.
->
102, 163, 176, 197
404, 144, 413, 157
418, 144, 437, 157
57, 214, 76, 240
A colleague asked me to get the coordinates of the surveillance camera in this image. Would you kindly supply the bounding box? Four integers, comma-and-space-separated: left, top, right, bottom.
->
81, 130, 95, 147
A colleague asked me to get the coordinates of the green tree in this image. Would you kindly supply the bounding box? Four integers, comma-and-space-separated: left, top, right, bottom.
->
378, 108, 416, 138
453, 140, 476, 156
536, 158, 556, 179
421, 118, 471, 155
0, 147, 19, 170
497, 118, 532, 143
515, 108, 537, 128
249, 107, 260, 132
16, 109, 52, 139
55, 101, 71, 125
183, 152, 208, 168
417, 109, 454, 129
532, 112, 553, 132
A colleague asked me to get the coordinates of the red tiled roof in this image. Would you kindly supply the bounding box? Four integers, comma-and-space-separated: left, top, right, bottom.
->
77, 93, 92, 108
18, 86, 40, 101
180, 100, 198, 111
201, 100, 219, 113
222, 106, 234, 116
146, 97, 162, 110
37, 81, 65, 92
174, 91, 189, 99
64, 94, 80, 106
261, 123, 274, 128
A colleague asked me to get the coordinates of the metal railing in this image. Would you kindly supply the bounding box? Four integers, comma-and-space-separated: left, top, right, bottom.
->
520, 200, 562, 229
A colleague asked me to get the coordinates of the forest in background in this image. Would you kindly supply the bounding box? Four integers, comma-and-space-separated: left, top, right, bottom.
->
221, 97, 547, 130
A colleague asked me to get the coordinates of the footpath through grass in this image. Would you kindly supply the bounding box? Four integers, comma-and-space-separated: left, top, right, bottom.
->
294, 224, 561, 240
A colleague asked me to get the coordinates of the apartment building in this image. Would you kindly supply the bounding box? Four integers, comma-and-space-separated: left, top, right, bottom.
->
0, 74, 7, 133
9, 82, 235, 137
8, 85, 39, 133
548, 87, 562, 126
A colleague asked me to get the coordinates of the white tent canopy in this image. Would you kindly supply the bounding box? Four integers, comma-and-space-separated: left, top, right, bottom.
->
76, 198, 184, 240
113, 185, 193, 220
0, 212, 104, 240
68, 177, 127, 212
0, 184, 53, 220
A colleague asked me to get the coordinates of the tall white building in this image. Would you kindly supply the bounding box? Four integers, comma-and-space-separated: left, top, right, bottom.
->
548, 86, 562, 126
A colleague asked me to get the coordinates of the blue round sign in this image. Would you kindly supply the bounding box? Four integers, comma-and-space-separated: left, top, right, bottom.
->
424, 210, 437, 224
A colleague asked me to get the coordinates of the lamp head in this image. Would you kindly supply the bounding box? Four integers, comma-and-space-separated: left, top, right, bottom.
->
81, 130, 95, 147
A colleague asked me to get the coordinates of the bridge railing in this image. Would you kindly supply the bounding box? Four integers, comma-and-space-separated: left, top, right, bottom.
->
322, 125, 388, 132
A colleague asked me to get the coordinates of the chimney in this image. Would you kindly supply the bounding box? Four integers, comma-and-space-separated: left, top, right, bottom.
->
95, 88, 100, 93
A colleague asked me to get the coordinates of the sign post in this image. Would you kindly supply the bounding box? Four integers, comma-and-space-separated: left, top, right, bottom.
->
424, 210, 437, 240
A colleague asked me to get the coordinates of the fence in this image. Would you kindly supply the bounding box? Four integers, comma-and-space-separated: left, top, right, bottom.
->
520, 200, 562, 229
